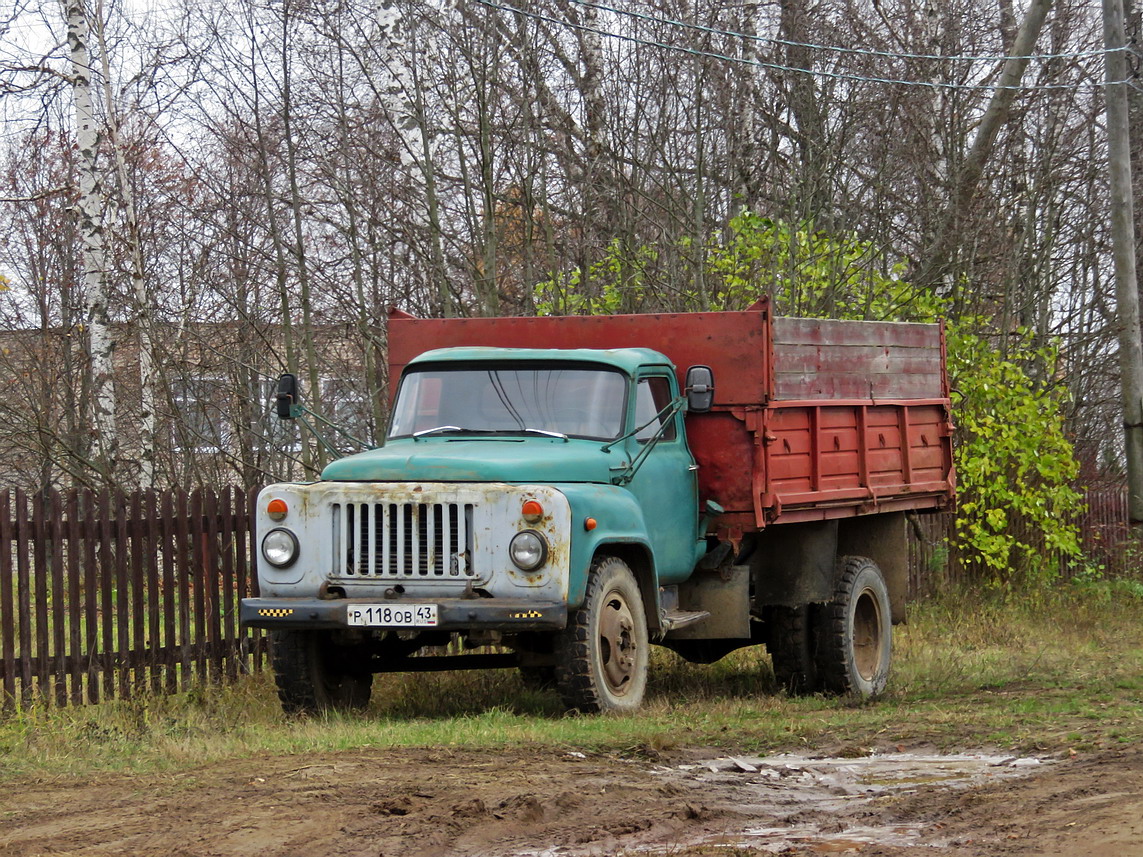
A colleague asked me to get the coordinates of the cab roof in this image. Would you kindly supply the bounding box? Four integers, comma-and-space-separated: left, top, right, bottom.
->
405, 346, 674, 377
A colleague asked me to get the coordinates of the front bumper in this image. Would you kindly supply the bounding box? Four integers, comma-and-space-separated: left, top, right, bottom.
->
240, 597, 567, 631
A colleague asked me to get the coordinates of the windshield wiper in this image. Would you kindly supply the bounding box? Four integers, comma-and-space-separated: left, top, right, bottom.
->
412, 425, 467, 437
411, 426, 568, 441
474, 427, 569, 440
520, 427, 568, 440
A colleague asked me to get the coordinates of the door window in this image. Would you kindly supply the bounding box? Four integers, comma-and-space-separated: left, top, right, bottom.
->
634, 376, 677, 441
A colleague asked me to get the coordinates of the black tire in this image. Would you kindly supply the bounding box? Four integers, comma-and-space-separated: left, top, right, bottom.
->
269, 629, 373, 714
815, 556, 892, 698
555, 556, 649, 713
764, 604, 822, 694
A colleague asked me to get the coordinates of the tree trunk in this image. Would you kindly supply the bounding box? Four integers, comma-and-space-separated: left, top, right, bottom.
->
278, 1, 325, 471
375, 0, 452, 316
779, 0, 830, 225
911, 0, 1053, 291
93, 8, 154, 487
64, 0, 117, 483
1102, 0, 1143, 523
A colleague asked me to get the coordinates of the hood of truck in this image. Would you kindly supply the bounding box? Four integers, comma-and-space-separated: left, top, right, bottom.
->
320, 437, 622, 483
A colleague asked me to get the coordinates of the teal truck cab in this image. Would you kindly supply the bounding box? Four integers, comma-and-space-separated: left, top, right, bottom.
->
241, 302, 955, 713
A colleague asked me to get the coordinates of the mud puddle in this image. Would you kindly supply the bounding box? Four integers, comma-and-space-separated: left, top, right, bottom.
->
632, 752, 1049, 854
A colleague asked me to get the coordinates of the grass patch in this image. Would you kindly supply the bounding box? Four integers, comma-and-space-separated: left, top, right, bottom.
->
3, 584, 1143, 781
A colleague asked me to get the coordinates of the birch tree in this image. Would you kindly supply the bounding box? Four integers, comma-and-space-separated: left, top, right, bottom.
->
374, 0, 451, 315
91, 8, 157, 486
64, 0, 117, 481
911, 0, 1054, 294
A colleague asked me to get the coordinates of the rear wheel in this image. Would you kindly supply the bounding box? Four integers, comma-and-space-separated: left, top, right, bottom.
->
555, 556, 649, 713
764, 604, 822, 694
270, 630, 373, 714
815, 556, 891, 698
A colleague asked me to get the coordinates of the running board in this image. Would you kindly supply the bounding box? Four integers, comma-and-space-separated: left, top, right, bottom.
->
661, 609, 711, 632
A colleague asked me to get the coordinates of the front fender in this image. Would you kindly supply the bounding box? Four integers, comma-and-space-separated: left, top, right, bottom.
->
555, 483, 655, 609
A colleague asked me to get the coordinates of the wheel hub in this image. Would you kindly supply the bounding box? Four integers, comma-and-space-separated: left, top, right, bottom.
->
598, 591, 638, 695
852, 587, 883, 681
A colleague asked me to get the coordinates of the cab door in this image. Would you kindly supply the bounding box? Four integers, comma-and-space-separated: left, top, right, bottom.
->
622, 371, 701, 583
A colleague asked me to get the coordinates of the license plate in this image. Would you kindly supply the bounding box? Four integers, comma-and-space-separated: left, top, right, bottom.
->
346, 604, 438, 627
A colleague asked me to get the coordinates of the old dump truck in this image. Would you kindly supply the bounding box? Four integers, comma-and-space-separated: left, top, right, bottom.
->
240, 299, 955, 714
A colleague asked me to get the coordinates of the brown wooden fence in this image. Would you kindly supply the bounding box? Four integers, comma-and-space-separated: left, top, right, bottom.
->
0, 486, 263, 710
0, 484, 1137, 710
907, 486, 1136, 594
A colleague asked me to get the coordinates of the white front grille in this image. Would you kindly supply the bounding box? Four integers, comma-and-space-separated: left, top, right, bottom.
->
332, 501, 475, 579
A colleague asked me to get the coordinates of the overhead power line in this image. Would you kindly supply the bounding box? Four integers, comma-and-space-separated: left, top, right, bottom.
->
475, 0, 1127, 91
567, 0, 1122, 64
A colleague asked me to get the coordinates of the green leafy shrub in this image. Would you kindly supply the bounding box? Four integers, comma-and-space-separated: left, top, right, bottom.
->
946, 324, 1083, 584
533, 213, 1085, 586
704, 210, 945, 321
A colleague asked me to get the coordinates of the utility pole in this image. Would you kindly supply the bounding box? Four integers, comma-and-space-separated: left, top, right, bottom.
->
1103, 0, 1143, 524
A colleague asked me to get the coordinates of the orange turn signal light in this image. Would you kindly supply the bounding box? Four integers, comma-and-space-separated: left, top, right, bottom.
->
266, 498, 288, 521
584, 517, 597, 531
521, 499, 544, 522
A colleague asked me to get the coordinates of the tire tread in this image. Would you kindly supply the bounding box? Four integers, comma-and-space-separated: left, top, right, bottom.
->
815, 556, 890, 697
269, 629, 371, 714
765, 604, 821, 694
554, 556, 647, 713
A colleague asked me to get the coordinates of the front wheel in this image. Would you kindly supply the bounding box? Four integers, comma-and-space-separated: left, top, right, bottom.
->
269, 630, 373, 714
815, 556, 892, 698
555, 556, 649, 713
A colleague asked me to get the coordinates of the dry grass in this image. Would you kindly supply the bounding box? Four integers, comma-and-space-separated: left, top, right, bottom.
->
2, 583, 1142, 781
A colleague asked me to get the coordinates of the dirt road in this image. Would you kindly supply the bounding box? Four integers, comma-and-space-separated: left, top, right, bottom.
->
1, 744, 1141, 856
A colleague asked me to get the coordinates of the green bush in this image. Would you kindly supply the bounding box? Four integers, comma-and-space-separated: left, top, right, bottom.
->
535, 213, 1084, 585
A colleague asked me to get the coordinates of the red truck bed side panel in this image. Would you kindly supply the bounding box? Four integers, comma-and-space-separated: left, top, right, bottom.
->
772, 316, 947, 400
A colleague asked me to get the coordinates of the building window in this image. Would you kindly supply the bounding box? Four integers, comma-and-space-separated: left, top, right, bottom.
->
171, 378, 228, 452
323, 378, 373, 449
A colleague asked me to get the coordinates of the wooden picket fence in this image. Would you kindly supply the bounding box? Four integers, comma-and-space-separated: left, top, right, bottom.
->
0, 483, 1137, 710
0, 486, 263, 710
907, 486, 1135, 593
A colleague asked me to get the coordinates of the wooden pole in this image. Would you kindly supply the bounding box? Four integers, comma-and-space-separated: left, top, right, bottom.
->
1103, 0, 1143, 524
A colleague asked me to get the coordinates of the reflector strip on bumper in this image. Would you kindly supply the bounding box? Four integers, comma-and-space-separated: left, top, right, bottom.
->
240, 597, 566, 631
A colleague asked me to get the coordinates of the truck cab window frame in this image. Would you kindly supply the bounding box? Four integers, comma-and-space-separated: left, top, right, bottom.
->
388, 362, 629, 441
634, 374, 678, 442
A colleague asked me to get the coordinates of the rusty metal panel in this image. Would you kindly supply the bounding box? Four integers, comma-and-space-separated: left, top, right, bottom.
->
772, 317, 945, 400
671, 566, 751, 639
761, 400, 954, 526
837, 512, 909, 623
684, 410, 758, 518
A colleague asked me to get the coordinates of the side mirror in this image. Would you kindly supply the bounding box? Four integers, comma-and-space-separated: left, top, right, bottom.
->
685, 365, 714, 413
275, 373, 298, 420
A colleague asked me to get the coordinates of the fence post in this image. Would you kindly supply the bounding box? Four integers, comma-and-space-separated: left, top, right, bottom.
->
0, 490, 14, 708
81, 488, 99, 704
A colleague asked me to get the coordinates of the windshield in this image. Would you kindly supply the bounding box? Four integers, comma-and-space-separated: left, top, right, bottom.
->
389, 365, 627, 440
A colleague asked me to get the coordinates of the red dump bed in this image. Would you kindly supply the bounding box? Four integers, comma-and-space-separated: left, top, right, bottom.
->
388, 299, 955, 536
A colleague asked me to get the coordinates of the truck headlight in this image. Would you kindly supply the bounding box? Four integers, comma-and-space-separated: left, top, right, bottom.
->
509, 530, 548, 571
262, 528, 299, 568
